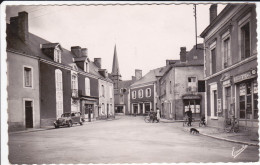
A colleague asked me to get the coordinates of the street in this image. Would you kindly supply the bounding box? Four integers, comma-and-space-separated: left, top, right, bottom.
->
9, 116, 259, 164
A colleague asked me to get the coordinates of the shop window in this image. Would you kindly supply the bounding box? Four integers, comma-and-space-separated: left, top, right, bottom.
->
239, 81, 256, 119
241, 22, 251, 59
198, 80, 205, 92
184, 99, 201, 115
253, 80, 258, 119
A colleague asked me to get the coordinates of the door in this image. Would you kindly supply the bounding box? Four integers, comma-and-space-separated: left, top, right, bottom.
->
225, 87, 231, 118
145, 103, 150, 113
25, 101, 33, 128
85, 104, 93, 121
139, 103, 143, 114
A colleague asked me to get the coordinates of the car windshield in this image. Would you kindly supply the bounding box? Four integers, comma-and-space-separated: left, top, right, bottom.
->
62, 113, 71, 117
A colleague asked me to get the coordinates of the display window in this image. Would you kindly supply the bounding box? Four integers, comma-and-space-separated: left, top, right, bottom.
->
239, 79, 258, 119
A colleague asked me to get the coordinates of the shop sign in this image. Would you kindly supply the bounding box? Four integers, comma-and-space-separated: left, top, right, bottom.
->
182, 95, 201, 99
223, 79, 231, 86
217, 99, 222, 113
233, 69, 257, 83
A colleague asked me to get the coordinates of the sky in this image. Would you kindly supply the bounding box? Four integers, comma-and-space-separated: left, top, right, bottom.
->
5, 2, 226, 80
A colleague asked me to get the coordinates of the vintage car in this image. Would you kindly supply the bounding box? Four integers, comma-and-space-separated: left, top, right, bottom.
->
54, 112, 85, 128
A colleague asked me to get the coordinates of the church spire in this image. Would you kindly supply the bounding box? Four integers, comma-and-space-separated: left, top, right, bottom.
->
111, 45, 121, 79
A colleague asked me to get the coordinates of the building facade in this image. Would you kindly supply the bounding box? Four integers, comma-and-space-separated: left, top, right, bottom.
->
6, 11, 114, 131
200, 4, 258, 133
158, 45, 205, 120
130, 67, 168, 115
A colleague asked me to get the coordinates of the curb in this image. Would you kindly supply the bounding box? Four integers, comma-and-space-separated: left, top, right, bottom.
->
199, 132, 259, 146
182, 127, 259, 146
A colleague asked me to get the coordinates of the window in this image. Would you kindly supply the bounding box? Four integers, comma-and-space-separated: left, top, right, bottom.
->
85, 77, 90, 96
188, 77, 197, 92
146, 88, 151, 97
241, 22, 251, 59
84, 62, 89, 73
223, 37, 231, 68
24, 67, 32, 88
71, 74, 78, 90
132, 91, 136, 99
55, 69, 63, 118
211, 48, 217, 74
109, 86, 113, 99
239, 80, 258, 120
210, 83, 218, 119
170, 81, 172, 94
138, 89, 143, 98
54, 49, 61, 63
198, 80, 205, 92
120, 88, 123, 93
101, 85, 105, 97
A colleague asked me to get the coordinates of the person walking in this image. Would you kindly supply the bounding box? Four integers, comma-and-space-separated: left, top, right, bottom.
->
156, 108, 160, 122
187, 108, 192, 126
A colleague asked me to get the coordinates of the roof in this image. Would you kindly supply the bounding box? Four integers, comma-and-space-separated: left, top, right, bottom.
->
118, 79, 136, 89
111, 45, 121, 76
7, 30, 112, 82
200, 4, 233, 38
131, 66, 168, 87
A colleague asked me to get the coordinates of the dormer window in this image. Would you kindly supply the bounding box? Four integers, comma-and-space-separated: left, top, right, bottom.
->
84, 62, 89, 73
54, 49, 61, 63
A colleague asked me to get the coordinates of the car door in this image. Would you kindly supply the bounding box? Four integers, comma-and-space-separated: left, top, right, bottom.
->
72, 112, 80, 123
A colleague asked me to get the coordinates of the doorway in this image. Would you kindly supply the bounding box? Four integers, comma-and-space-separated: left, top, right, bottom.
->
25, 101, 33, 128
145, 103, 150, 113
85, 104, 93, 122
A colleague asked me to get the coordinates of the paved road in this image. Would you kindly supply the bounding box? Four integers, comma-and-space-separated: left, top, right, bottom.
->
8, 116, 259, 164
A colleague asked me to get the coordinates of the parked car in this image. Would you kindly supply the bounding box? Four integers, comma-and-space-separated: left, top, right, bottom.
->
54, 112, 85, 128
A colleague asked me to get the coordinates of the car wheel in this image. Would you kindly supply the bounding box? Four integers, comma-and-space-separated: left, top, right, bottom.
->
68, 121, 72, 127
54, 125, 59, 129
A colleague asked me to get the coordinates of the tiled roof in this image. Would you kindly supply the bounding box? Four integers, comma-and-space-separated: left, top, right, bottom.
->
131, 66, 167, 87
7, 32, 112, 82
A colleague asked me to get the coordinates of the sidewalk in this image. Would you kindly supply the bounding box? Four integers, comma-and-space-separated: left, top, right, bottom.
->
9, 117, 117, 134
180, 123, 259, 146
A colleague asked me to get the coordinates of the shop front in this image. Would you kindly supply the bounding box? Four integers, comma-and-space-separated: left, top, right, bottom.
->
182, 94, 202, 119
233, 68, 258, 132
80, 96, 98, 122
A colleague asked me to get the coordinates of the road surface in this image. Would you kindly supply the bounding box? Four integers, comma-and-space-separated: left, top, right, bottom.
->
8, 116, 259, 164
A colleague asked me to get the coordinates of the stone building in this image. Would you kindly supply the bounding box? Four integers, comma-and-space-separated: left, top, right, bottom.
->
109, 45, 137, 115
158, 44, 205, 120
6, 11, 114, 131
129, 67, 169, 115
200, 4, 258, 134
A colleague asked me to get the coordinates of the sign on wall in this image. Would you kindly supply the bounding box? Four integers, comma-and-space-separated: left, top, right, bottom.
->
217, 99, 222, 113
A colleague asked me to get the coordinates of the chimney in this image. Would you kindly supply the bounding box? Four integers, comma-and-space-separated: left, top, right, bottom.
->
132, 76, 136, 81
210, 4, 218, 24
94, 58, 101, 69
135, 69, 142, 80
81, 48, 88, 57
180, 47, 187, 62
166, 60, 177, 66
71, 46, 82, 57
9, 11, 29, 42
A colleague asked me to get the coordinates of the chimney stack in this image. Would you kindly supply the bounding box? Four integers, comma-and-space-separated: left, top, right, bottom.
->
81, 48, 88, 57
210, 4, 218, 24
9, 11, 29, 42
180, 47, 187, 62
94, 58, 101, 69
135, 69, 142, 80
132, 76, 136, 81
71, 46, 82, 57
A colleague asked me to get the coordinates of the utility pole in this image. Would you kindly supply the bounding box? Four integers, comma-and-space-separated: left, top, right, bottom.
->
194, 4, 198, 49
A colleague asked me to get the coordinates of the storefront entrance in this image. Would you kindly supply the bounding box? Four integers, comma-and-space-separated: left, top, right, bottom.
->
145, 103, 150, 113
183, 99, 201, 119
115, 106, 124, 113
85, 104, 94, 122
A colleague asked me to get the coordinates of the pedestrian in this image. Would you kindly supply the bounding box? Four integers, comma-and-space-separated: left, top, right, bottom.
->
187, 108, 192, 126
156, 108, 160, 122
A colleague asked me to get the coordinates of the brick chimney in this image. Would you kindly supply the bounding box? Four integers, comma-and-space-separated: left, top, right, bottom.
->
135, 69, 142, 80
71, 46, 82, 57
210, 4, 218, 24
81, 48, 88, 57
94, 58, 101, 69
180, 47, 187, 62
9, 11, 29, 42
